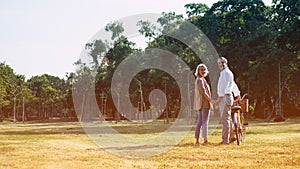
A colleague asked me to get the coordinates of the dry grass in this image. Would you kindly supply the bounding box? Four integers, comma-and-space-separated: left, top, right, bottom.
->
0, 118, 299, 169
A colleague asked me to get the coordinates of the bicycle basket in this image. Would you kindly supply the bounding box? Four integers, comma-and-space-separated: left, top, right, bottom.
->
240, 99, 248, 113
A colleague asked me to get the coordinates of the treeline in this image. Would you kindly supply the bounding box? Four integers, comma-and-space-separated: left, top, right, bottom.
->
0, 0, 299, 122
0, 64, 75, 121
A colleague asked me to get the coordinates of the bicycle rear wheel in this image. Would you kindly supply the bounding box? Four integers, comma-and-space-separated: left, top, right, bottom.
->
233, 113, 242, 145
241, 114, 247, 142
235, 125, 242, 145
241, 126, 246, 142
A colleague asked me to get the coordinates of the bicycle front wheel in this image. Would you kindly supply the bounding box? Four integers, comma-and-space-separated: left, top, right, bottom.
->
235, 124, 242, 145
233, 113, 242, 145
241, 126, 246, 142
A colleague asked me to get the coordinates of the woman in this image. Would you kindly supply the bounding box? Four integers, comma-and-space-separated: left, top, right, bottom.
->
194, 63, 212, 144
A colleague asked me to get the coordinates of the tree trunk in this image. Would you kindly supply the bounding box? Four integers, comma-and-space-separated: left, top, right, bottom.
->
80, 92, 86, 121
22, 97, 25, 123
13, 97, 16, 123
0, 103, 3, 122
254, 97, 264, 118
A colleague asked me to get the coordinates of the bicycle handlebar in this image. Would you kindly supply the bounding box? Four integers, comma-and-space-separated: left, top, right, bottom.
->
241, 93, 248, 100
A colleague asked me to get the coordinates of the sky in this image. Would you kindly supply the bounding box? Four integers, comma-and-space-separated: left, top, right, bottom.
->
0, 0, 272, 79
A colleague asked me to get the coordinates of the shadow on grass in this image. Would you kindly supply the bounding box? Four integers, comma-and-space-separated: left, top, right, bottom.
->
1, 118, 299, 136
102, 144, 175, 151
0, 126, 86, 135
177, 142, 228, 147
0, 121, 193, 135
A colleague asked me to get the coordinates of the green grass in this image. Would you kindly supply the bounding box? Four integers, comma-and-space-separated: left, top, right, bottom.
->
0, 118, 299, 168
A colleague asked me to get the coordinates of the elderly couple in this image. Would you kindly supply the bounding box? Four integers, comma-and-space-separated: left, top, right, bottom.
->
194, 57, 241, 145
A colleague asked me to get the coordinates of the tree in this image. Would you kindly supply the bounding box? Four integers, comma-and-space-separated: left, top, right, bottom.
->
0, 63, 13, 120
0, 63, 37, 122
27, 74, 66, 119
268, 0, 300, 116
185, 3, 209, 17
184, 0, 299, 117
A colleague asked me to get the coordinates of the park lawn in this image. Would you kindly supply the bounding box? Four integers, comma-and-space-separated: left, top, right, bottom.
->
0, 118, 299, 169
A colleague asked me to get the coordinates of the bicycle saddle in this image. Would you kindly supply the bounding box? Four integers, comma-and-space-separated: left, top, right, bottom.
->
232, 106, 241, 111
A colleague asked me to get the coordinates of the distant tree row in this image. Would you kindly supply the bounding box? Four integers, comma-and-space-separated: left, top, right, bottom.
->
0, 63, 75, 122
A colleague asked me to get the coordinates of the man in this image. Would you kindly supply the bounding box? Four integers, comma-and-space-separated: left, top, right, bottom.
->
214, 57, 241, 144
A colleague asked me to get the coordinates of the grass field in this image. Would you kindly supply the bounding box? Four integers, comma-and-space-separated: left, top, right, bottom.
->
0, 118, 299, 169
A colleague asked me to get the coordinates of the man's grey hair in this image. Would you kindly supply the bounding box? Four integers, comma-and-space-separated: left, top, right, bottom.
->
218, 57, 228, 63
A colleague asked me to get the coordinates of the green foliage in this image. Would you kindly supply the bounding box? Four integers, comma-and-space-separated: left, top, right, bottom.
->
137, 20, 157, 41
185, 3, 209, 17
187, 0, 299, 117
85, 40, 107, 67
105, 21, 125, 40
26, 74, 67, 119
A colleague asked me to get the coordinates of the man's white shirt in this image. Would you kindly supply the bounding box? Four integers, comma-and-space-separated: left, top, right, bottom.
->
217, 67, 240, 97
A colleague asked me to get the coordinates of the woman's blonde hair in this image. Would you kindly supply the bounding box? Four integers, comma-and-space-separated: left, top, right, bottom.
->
195, 63, 209, 77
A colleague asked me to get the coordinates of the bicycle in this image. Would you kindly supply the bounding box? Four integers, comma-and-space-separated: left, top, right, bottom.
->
231, 94, 248, 145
